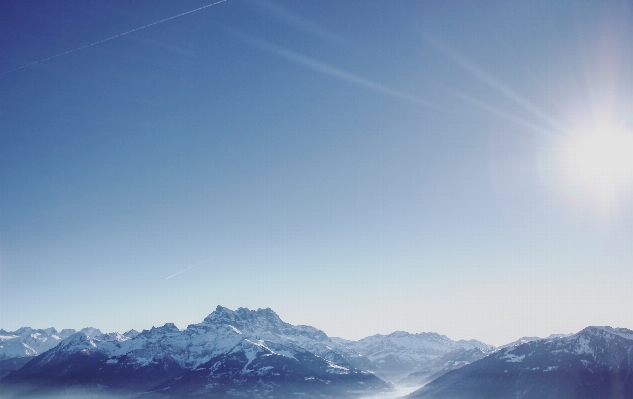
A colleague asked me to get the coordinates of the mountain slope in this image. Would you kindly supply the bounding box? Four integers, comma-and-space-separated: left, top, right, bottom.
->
0, 326, 112, 362
0, 357, 33, 380
407, 326, 633, 399
1, 306, 389, 398
400, 347, 494, 386
0, 328, 77, 361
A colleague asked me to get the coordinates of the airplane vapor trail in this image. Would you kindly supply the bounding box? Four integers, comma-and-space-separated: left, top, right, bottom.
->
165, 260, 208, 280
0, 0, 228, 76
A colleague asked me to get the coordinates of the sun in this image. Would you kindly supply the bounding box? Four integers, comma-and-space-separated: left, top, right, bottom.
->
557, 122, 633, 210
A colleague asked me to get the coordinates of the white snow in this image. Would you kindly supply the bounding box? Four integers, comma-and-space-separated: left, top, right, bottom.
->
326, 360, 350, 374
502, 353, 525, 363
341, 330, 493, 367
573, 337, 595, 356
228, 325, 242, 335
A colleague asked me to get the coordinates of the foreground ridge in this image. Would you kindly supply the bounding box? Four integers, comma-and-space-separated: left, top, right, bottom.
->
407, 326, 633, 399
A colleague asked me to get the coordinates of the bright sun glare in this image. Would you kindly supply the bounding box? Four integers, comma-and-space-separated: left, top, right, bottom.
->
558, 124, 633, 210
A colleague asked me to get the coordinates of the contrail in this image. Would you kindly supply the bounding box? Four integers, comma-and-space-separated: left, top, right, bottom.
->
165, 260, 208, 280
1, 0, 228, 76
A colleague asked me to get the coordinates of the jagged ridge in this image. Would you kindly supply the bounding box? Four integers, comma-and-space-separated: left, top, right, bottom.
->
1, 306, 390, 398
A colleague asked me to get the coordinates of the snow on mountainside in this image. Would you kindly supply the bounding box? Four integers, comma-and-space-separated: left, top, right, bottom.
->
408, 326, 633, 399
336, 331, 494, 381
0, 327, 109, 380
0, 326, 136, 363
201, 306, 373, 370
1, 306, 390, 398
397, 333, 573, 387
1, 309, 496, 390
498, 333, 572, 349
0, 327, 79, 361
16, 306, 370, 372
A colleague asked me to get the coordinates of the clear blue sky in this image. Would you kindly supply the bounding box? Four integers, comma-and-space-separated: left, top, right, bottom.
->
1, 0, 632, 346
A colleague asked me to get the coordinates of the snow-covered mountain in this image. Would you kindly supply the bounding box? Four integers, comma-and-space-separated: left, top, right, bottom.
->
407, 326, 633, 399
397, 333, 577, 387
0, 327, 114, 380
0, 328, 75, 361
334, 331, 493, 381
0, 327, 108, 378
201, 306, 374, 370
1, 306, 389, 398
0, 326, 118, 362
5, 311, 629, 398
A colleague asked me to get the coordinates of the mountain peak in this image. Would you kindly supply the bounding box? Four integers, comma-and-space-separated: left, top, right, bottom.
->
139, 323, 180, 338
57, 332, 97, 352
578, 326, 633, 341
203, 305, 239, 324
123, 329, 140, 338
14, 327, 36, 335
79, 327, 103, 338
59, 329, 77, 338
203, 306, 283, 326
387, 331, 412, 338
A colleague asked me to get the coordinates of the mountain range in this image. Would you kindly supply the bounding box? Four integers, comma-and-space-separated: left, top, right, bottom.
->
334, 331, 492, 381
0, 327, 122, 380
2, 307, 632, 399
1, 306, 387, 398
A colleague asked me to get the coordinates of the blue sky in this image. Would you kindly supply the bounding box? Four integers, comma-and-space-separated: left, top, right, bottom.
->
1, 0, 632, 346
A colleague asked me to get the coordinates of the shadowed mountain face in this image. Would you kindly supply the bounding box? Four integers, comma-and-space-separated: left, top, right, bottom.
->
0, 357, 33, 380
0, 306, 390, 399
407, 326, 633, 399
399, 347, 493, 386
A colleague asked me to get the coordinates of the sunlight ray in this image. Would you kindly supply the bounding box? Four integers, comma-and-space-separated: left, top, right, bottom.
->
444, 86, 554, 137
426, 37, 565, 134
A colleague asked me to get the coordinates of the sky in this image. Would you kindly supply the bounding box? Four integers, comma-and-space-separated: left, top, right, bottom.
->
1, 0, 632, 347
